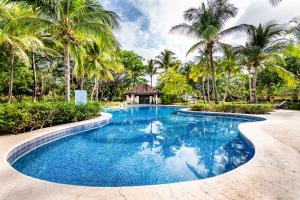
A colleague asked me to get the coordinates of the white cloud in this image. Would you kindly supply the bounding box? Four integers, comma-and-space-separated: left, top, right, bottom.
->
113, 0, 300, 85
116, 0, 300, 60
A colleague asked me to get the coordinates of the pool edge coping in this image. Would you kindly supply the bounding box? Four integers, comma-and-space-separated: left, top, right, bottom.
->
2, 107, 299, 200
4, 106, 266, 187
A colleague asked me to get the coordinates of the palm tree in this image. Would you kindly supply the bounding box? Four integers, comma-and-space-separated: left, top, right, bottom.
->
85, 42, 122, 101
146, 59, 157, 87
219, 44, 241, 102
228, 21, 296, 102
0, 4, 37, 103
24, 36, 60, 101
170, 0, 238, 103
10, 0, 121, 101
155, 50, 181, 72
189, 49, 211, 103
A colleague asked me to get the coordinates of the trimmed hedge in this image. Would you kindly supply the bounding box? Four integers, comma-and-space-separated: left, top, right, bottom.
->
190, 103, 275, 114
0, 102, 101, 135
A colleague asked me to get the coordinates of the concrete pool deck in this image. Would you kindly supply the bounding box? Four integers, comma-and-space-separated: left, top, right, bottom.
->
0, 110, 300, 200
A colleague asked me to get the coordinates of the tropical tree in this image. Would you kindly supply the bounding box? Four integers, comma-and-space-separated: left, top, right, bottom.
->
146, 59, 157, 87
24, 37, 60, 101
228, 21, 296, 102
85, 42, 122, 101
218, 44, 241, 102
121, 50, 145, 87
170, 0, 238, 103
155, 50, 181, 72
159, 69, 192, 103
189, 49, 211, 103
0, 4, 38, 103
10, 0, 121, 101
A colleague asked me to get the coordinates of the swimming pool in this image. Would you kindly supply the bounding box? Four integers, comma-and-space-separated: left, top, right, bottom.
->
10, 106, 262, 187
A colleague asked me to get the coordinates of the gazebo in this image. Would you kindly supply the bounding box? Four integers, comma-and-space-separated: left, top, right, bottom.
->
125, 85, 161, 104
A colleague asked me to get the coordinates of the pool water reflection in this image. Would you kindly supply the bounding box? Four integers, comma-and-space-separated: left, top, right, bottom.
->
12, 106, 256, 187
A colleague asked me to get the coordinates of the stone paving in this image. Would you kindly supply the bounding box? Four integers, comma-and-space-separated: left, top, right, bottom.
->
0, 110, 299, 200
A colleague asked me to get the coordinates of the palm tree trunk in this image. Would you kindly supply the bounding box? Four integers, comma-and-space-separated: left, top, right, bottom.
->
32, 52, 37, 102
95, 78, 99, 101
8, 52, 15, 103
91, 78, 96, 102
252, 66, 258, 103
150, 75, 153, 87
209, 47, 218, 103
249, 76, 252, 102
80, 78, 84, 90
207, 77, 211, 103
201, 79, 207, 103
64, 42, 71, 102
223, 72, 230, 103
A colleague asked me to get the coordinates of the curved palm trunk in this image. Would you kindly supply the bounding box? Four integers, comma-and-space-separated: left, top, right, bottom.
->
8, 51, 15, 103
223, 72, 230, 103
91, 79, 96, 102
32, 52, 37, 102
64, 43, 71, 102
209, 47, 218, 103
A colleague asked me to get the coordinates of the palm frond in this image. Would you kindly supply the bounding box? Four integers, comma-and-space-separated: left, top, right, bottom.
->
268, 64, 297, 87
270, 0, 282, 6
186, 41, 205, 56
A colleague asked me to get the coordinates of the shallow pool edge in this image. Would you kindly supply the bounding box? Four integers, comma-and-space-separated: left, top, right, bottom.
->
5, 106, 267, 188
7, 112, 112, 165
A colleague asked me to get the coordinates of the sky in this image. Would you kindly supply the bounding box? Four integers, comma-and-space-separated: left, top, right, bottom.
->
99, 0, 300, 84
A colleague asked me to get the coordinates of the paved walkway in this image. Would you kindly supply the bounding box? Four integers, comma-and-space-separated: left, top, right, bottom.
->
0, 110, 299, 200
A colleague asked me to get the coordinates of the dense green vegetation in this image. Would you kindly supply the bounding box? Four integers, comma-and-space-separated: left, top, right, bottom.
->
0, 0, 299, 110
0, 102, 101, 134
191, 103, 275, 114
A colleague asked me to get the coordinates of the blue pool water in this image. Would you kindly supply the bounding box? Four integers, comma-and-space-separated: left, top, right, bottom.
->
12, 106, 259, 187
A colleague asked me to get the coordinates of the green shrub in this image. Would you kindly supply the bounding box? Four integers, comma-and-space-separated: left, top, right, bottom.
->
0, 102, 101, 135
102, 101, 126, 106
286, 101, 300, 110
190, 103, 275, 114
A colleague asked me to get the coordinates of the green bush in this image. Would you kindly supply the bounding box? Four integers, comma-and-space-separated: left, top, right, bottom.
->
286, 101, 300, 110
0, 102, 101, 135
190, 103, 275, 114
102, 101, 126, 106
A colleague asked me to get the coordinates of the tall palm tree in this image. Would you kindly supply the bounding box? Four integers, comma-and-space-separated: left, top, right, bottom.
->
228, 21, 296, 102
146, 59, 157, 87
219, 44, 241, 102
0, 4, 38, 103
189, 49, 211, 103
10, 0, 121, 101
155, 50, 181, 72
85, 42, 122, 101
170, 0, 238, 103
24, 36, 60, 101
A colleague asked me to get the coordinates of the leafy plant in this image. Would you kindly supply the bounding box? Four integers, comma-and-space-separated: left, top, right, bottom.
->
190, 103, 275, 114
0, 102, 101, 134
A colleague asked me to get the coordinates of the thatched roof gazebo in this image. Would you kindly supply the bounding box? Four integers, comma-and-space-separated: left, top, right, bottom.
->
125, 85, 161, 104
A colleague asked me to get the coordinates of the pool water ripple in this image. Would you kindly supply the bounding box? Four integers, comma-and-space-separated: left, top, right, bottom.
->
11, 106, 259, 187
